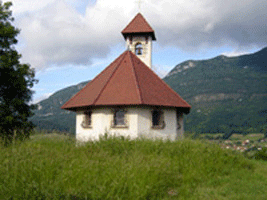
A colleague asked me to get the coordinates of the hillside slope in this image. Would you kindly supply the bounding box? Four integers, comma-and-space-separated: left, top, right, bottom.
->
163, 47, 267, 133
31, 47, 267, 133
31, 81, 89, 133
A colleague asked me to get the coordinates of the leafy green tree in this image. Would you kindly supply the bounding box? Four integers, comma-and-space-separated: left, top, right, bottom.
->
0, 1, 37, 144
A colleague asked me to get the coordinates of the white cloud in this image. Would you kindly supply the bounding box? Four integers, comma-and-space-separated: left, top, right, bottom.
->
148, 0, 267, 50
222, 49, 255, 57
10, 0, 55, 14
10, 0, 267, 71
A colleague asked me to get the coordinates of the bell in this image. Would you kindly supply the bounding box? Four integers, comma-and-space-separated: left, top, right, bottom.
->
137, 48, 142, 55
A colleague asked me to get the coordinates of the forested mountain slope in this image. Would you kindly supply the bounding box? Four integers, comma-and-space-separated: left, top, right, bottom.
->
163, 47, 266, 133
31, 81, 89, 133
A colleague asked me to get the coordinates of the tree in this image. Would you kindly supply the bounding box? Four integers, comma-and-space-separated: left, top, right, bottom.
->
0, 1, 37, 144
262, 125, 267, 138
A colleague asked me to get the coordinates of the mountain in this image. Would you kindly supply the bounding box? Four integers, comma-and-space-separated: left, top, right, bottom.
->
30, 47, 267, 134
163, 47, 267, 133
31, 81, 89, 133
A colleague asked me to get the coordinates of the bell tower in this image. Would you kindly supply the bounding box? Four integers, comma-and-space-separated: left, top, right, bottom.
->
121, 13, 156, 68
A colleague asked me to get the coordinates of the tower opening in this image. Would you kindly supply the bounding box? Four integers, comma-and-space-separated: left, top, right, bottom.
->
135, 43, 143, 55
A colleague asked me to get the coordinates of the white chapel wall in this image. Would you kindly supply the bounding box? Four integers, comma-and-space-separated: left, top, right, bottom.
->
136, 107, 178, 141
76, 107, 183, 142
76, 108, 110, 141
76, 107, 139, 142
107, 108, 139, 139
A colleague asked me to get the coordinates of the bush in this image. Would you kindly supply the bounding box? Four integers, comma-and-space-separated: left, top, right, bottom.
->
254, 147, 267, 161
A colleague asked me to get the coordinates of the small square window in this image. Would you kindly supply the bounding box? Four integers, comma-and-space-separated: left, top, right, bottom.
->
152, 110, 165, 129
81, 111, 92, 128
112, 109, 128, 128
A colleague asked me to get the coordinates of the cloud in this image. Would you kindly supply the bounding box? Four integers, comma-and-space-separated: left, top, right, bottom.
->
148, 0, 267, 50
11, 0, 267, 71
221, 47, 260, 57
16, 0, 111, 70
10, 0, 55, 14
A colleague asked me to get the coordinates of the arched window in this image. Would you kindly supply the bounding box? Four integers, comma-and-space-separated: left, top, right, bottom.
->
135, 43, 143, 55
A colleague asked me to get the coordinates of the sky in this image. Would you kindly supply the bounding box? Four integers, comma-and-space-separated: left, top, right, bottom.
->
6, 0, 267, 103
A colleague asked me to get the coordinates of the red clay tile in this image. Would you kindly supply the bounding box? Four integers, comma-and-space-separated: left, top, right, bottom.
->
122, 13, 156, 40
62, 51, 191, 113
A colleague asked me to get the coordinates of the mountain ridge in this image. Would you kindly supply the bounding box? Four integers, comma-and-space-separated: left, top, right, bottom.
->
163, 47, 266, 133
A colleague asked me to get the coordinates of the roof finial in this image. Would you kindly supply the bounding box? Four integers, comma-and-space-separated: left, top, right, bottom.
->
136, 0, 144, 12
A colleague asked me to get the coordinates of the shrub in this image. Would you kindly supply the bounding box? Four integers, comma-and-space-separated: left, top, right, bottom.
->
254, 147, 267, 161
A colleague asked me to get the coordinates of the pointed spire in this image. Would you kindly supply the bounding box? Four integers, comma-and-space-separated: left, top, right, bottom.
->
121, 13, 156, 40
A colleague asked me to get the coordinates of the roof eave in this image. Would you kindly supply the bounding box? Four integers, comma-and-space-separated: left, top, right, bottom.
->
62, 103, 191, 113
121, 32, 156, 41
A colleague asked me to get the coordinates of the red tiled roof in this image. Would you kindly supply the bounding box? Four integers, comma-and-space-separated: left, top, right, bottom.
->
62, 51, 191, 113
121, 13, 156, 40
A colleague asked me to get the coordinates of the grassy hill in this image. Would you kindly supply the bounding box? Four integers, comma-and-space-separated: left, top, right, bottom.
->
30, 47, 267, 134
1, 135, 267, 199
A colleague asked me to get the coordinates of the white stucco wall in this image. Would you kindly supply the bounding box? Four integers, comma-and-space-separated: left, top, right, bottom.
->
126, 36, 152, 68
76, 108, 110, 141
76, 107, 139, 141
108, 108, 139, 139
76, 107, 184, 142
136, 107, 181, 141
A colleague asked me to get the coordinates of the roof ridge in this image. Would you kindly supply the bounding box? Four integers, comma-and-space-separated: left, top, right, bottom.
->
61, 52, 126, 109
121, 13, 156, 40
137, 13, 154, 31
133, 55, 190, 108
62, 51, 190, 112
92, 51, 128, 105
149, 69, 191, 107
129, 51, 143, 104
123, 13, 153, 32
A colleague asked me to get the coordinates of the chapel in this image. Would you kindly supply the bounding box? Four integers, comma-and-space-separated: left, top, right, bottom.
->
61, 13, 191, 141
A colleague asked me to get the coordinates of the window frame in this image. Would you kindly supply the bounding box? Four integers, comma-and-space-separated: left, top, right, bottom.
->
151, 109, 165, 129
111, 108, 128, 128
81, 110, 92, 128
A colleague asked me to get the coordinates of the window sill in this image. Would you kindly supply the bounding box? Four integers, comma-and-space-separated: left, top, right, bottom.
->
81, 122, 92, 129
151, 125, 165, 130
151, 121, 165, 129
111, 125, 129, 129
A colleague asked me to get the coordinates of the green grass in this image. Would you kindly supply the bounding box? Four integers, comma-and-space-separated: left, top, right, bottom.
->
190, 133, 265, 141
231, 133, 265, 141
0, 134, 267, 199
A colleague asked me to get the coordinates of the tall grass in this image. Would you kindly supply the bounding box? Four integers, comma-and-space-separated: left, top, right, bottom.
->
0, 134, 266, 199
